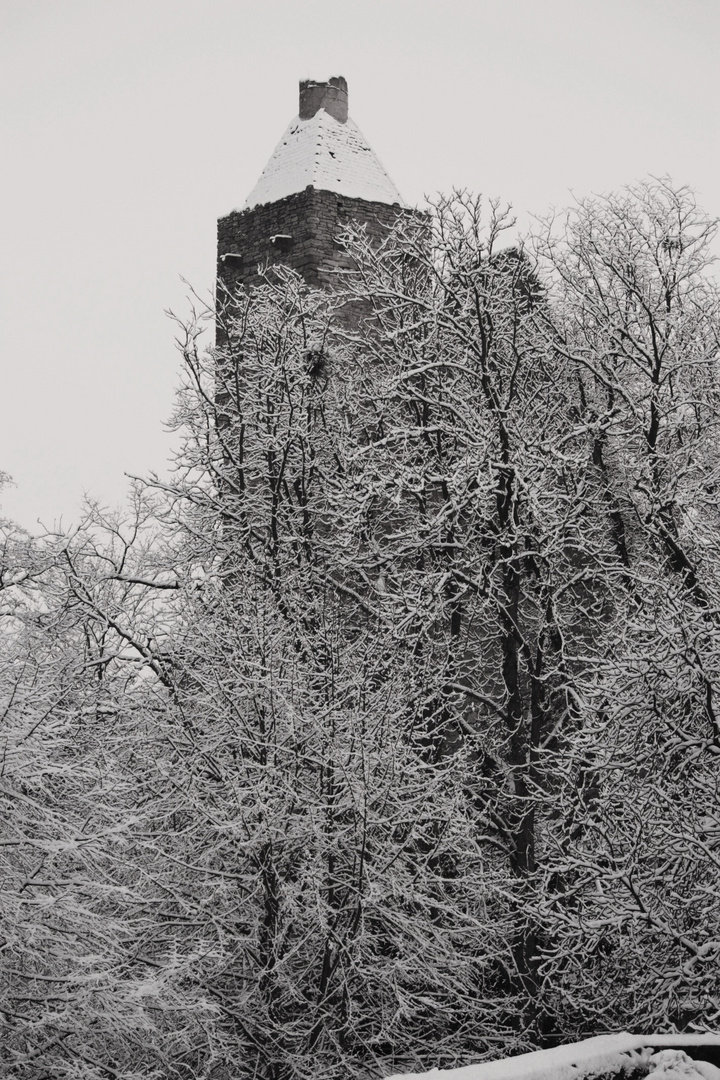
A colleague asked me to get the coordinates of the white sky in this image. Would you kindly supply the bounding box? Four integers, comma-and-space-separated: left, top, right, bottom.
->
2, 0, 719, 531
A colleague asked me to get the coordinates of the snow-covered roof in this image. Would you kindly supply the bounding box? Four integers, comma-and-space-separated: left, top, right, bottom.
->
386, 1033, 720, 1080
242, 108, 405, 211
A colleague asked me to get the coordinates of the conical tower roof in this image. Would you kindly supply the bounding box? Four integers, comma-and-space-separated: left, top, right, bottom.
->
243, 76, 405, 210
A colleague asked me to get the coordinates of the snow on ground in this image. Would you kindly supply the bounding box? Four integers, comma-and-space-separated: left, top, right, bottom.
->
386, 1033, 720, 1080
241, 109, 405, 210
647, 1049, 720, 1080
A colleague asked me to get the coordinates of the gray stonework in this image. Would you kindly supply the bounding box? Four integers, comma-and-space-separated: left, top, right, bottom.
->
217, 185, 407, 296
299, 75, 348, 123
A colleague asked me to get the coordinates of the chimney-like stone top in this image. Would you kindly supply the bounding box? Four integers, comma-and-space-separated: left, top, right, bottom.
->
239, 74, 404, 210
299, 75, 348, 124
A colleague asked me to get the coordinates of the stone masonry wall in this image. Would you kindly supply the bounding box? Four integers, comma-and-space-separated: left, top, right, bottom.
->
217, 187, 408, 296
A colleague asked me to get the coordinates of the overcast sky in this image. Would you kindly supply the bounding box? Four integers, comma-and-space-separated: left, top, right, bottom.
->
2, 0, 719, 530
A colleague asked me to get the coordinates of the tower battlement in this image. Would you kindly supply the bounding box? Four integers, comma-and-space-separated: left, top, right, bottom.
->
217, 75, 408, 295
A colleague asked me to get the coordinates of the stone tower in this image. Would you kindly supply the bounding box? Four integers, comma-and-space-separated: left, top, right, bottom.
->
217, 75, 407, 294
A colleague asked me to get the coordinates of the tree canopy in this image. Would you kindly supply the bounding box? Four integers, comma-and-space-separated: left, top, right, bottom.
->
2, 180, 720, 1079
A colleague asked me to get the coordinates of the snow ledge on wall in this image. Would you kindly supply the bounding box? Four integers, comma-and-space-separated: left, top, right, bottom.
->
385, 1033, 720, 1080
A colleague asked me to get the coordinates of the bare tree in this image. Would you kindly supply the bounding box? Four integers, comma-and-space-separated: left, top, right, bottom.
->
3, 180, 720, 1079
532, 179, 720, 1033
0, 497, 216, 1079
